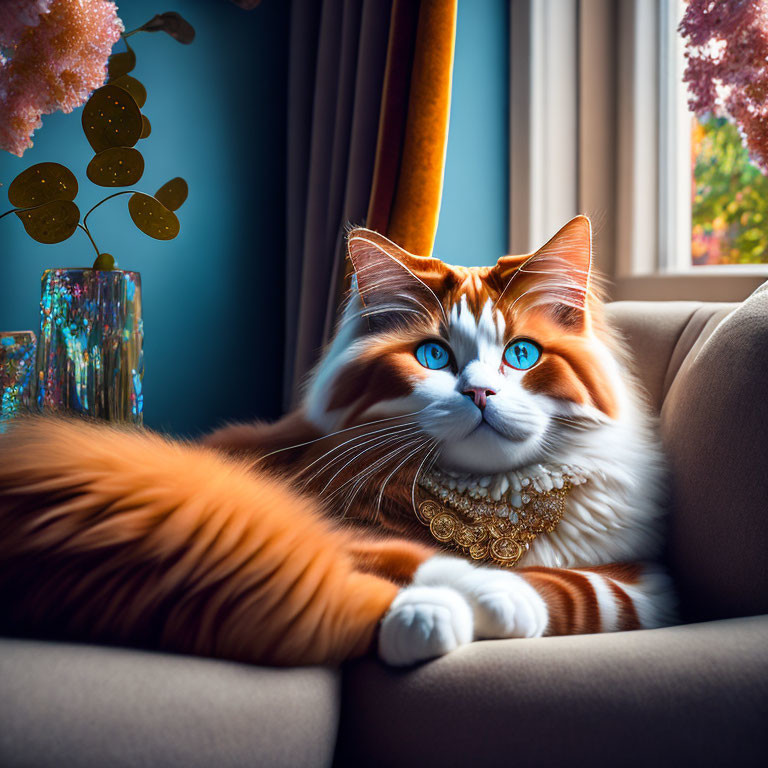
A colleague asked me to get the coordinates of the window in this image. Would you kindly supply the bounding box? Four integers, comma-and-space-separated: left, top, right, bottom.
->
509, 0, 768, 301
691, 115, 768, 266
663, 0, 768, 271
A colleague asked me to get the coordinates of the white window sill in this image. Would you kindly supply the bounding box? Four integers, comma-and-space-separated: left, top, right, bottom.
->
664, 265, 768, 277
612, 272, 767, 302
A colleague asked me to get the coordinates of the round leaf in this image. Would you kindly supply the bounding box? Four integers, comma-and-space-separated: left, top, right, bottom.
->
86, 147, 145, 187
155, 177, 188, 211
139, 12, 195, 43
82, 85, 143, 153
128, 193, 180, 240
110, 75, 147, 109
108, 48, 136, 80
8, 163, 78, 207
140, 115, 151, 139
15, 201, 80, 244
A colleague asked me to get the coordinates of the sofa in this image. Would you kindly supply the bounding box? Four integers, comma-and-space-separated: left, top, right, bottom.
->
1, 292, 767, 768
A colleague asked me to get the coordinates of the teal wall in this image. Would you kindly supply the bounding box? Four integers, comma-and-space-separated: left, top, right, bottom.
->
1, 0, 509, 434
433, 0, 509, 267
0, 0, 288, 436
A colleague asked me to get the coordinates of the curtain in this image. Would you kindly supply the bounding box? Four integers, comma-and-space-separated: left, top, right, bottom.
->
284, 0, 457, 410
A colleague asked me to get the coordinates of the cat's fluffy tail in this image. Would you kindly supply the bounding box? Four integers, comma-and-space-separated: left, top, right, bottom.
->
0, 417, 398, 665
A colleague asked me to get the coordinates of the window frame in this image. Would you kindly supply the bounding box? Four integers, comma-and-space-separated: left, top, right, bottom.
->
658, 0, 691, 275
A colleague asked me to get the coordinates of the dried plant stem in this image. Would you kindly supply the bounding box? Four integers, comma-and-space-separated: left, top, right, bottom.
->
82, 190, 139, 231
77, 224, 101, 258
3, 204, 102, 260
0, 201, 61, 220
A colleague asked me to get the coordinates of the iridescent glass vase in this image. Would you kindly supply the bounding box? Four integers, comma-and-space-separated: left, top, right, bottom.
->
0, 330, 37, 432
36, 269, 144, 423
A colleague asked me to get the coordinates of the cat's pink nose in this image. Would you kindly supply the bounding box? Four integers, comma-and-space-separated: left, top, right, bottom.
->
462, 387, 496, 410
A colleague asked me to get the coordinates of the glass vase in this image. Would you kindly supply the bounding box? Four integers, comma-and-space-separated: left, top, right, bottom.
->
36, 268, 144, 423
0, 330, 37, 432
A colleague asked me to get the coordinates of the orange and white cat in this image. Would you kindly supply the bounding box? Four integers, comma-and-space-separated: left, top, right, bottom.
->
0, 216, 674, 667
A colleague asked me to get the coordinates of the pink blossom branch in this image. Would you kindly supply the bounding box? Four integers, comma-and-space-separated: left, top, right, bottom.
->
680, 0, 768, 173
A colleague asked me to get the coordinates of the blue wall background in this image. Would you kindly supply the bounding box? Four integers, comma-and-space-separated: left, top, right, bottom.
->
0, 0, 288, 437
0, 0, 509, 434
433, 0, 509, 267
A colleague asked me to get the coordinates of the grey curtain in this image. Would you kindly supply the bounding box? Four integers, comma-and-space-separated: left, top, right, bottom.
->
284, 0, 393, 410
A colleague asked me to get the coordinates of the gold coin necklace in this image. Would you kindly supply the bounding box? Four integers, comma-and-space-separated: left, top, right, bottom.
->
414, 463, 588, 568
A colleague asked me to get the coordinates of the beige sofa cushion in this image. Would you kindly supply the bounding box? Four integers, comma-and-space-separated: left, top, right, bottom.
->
605, 301, 737, 413
658, 286, 768, 621
337, 616, 768, 768
609, 291, 768, 621
0, 638, 340, 768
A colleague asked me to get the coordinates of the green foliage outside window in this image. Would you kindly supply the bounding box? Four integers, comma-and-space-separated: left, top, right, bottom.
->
691, 114, 768, 265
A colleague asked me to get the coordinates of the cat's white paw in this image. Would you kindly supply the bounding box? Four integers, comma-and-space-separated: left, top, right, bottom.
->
378, 586, 473, 666
462, 569, 549, 638
413, 556, 548, 640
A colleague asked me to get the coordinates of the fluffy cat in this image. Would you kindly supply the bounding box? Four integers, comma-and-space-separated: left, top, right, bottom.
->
0, 216, 675, 667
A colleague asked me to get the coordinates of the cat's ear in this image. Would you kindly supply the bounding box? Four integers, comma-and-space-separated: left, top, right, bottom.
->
492, 216, 593, 328
346, 227, 449, 326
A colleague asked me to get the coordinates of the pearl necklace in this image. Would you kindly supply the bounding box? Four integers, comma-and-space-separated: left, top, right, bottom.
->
415, 463, 589, 567
419, 462, 589, 514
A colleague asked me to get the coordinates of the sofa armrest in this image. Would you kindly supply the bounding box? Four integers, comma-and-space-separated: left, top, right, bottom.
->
337, 616, 768, 768
0, 638, 340, 768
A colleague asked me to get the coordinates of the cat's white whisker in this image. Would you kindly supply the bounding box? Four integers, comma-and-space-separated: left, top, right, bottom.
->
321, 433, 423, 502
374, 437, 436, 518
330, 434, 432, 521
313, 427, 423, 493
258, 409, 427, 461
295, 420, 421, 480
298, 430, 421, 493
368, 437, 436, 524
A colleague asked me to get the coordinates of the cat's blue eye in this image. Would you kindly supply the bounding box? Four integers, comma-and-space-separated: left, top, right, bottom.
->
415, 341, 451, 370
503, 338, 541, 370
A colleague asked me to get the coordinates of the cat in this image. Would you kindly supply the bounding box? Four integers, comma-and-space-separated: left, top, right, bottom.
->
0, 215, 675, 667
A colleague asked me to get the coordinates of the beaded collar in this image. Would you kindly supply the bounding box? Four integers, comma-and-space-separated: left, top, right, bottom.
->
414, 463, 588, 568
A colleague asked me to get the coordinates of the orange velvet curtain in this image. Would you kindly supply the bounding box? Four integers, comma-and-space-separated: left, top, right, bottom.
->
368, 0, 457, 257
284, 0, 457, 408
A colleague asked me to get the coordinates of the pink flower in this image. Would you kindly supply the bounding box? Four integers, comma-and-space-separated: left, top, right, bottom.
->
0, 0, 52, 48
680, 0, 768, 173
0, 0, 123, 157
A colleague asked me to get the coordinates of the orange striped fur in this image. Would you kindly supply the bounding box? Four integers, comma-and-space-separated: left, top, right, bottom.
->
0, 418, 412, 665
0, 217, 672, 666
519, 567, 641, 634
